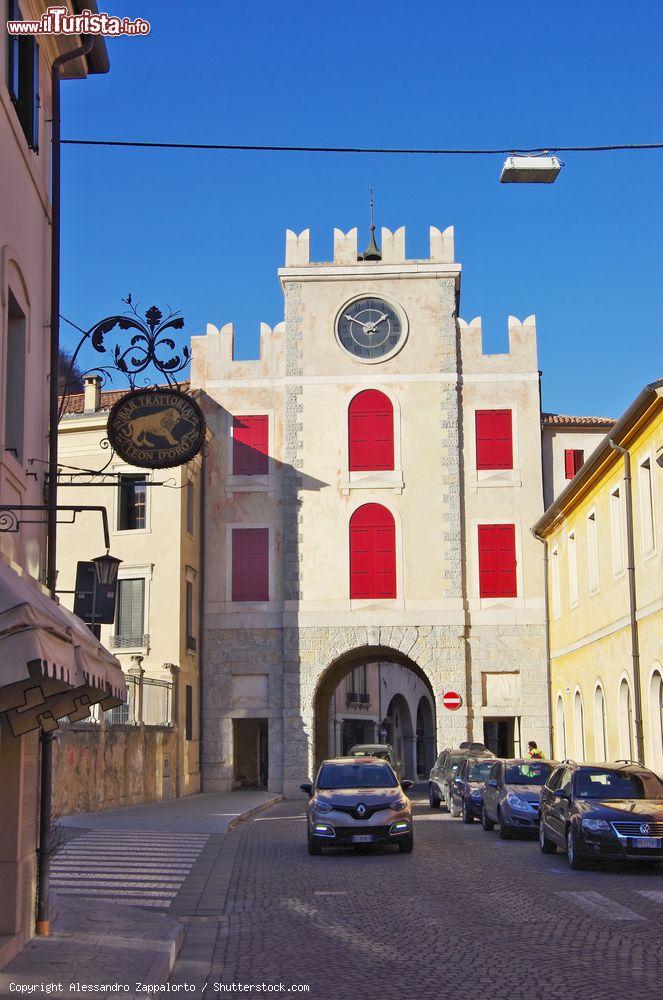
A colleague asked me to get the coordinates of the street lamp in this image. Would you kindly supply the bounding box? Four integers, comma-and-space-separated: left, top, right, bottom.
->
500, 155, 562, 183
92, 552, 122, 587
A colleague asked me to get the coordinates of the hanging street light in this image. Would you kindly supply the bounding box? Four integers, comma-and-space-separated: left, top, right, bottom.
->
500, 154, 563, 183
92, 552, 122, 587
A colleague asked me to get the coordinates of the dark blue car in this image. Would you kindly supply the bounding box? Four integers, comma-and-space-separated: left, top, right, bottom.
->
449, 756, 496, 823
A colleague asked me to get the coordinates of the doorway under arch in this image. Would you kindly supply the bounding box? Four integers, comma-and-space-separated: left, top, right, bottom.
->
312, 645, 437, 780
416, 696, 435, 777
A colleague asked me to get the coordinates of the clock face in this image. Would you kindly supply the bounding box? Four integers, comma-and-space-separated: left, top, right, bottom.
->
337, 297, 404, 361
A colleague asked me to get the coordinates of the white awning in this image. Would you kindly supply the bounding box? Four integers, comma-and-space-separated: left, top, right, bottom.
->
0, 558, 126, 735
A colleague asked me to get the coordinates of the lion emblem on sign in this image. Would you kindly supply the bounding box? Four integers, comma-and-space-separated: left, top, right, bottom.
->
126, 407, 189, 447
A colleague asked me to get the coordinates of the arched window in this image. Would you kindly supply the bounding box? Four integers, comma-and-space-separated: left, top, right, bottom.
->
349, 504, 396, 599
619, 678, 635, 760
594, 684, 607, 760
573, 690, 585, 761
348, 390, 394, 472
649, 668, 663, 774
555, 695, 567, 759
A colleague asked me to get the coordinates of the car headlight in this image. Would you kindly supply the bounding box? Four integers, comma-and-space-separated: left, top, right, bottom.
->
315, 801, 333, 814
390, 797, 408, 810
506, 793, 526, 808
581, 817, 611, 832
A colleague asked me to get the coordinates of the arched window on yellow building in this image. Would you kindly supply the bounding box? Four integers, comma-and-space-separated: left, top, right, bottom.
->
649, 667, 663, 775
555, 694, 567, 759
619, 677, 635, 761
573, 690, 586, 761
594, 684, 608, 761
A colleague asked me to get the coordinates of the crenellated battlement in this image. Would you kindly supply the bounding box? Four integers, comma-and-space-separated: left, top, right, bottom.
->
458, 314, 538, 374
283, 225, 456, 267
190, 320, 286, 384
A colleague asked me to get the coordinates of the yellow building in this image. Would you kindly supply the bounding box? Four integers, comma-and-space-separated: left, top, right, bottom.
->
533, 380, 663, 773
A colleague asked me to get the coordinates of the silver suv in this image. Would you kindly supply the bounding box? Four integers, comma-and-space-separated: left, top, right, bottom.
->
302, 757, 414, 854
429, 742, 494, 813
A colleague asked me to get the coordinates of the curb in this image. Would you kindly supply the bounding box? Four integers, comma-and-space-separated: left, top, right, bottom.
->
141, 920, 186, 992
226, 794, 282, 831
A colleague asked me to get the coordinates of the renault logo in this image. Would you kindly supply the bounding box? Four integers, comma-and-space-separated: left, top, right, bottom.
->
356, 803, 367, 817
640, 823, 651, 835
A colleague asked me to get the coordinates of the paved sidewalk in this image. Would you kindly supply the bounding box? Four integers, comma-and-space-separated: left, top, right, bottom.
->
0, 790, 280, 997
59, 788, 279, 834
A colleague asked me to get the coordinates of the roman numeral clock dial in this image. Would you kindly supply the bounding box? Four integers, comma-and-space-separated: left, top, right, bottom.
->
336, 297, 405, 362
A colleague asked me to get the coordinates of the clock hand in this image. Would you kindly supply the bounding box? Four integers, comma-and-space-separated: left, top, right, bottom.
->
344, 314, 367, 329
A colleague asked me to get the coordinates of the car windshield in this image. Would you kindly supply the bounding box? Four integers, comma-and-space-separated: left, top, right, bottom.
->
317, 762, 397, 789
352, 749, 390, 761
468, 761, 494, 782
575, 769, 663, 800
505, 762, 553, 786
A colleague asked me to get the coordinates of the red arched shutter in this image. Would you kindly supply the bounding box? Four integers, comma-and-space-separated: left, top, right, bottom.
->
348, 390, 394, 472
350, 504, 396, 599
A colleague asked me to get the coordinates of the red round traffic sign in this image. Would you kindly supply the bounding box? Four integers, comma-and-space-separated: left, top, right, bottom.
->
442, 691, 462, 711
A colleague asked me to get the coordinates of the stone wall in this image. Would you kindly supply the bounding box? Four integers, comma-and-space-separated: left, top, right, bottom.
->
52, 725, 179, 817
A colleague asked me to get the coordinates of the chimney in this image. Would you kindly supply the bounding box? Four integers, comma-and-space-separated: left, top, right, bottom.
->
83, 375, 101, 413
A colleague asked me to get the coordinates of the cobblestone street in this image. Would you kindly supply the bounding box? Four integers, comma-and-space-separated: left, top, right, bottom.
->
168, 786, 663, 999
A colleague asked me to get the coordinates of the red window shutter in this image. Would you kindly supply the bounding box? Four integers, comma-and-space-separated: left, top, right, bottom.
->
564, 449, 584, 479
349, 390, 394, 472
350, 504, 396, 599
233, 415, 268, 475
476, 410, 513, 470
478, 524, 517, 598
232, 528, 269, 601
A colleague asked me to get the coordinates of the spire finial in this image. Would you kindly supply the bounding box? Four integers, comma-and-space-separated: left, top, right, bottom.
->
358, 185, 382, 261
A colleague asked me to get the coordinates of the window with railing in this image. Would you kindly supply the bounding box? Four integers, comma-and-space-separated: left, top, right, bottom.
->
111, 578, 147, 648
6, 0, 39, 151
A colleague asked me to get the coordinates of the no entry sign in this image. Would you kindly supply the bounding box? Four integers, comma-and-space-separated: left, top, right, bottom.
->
442, 691, 462, 711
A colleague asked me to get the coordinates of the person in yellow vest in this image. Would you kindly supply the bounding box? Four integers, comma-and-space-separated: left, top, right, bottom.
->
527, 740, 544, 760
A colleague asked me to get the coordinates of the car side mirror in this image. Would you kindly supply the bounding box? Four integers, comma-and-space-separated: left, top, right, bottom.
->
488, 779, 498, 788
300, 783, 313, 797
453, 776, 463, 785
401, 779, 414, 791
553, 788, 569, 800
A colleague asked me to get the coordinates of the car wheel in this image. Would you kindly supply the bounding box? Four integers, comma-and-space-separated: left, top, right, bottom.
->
429, 784, 441, 809
462, 801, 474, 824
399, 835, 414, 854
481, 805, 495, 832
498, 811, 512, 840
539, 822, 557, 854
307, 832, 322, 856
449, 794, 461, 819
566, 826, 587, 870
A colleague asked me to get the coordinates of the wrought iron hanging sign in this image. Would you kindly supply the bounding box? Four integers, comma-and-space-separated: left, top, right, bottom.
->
61, 299, 207, 470
107, 386, 205, 469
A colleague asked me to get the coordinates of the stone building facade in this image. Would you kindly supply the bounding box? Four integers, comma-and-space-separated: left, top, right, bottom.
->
192, 224, 592, 797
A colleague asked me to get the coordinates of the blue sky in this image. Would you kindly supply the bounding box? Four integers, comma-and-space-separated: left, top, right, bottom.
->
60, 1, 662, 417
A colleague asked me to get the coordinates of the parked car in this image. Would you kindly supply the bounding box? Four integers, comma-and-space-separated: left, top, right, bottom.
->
349, 743, 403, 779
301, 757, 414, 855
429, 743, 494, 812
481, 758, 557, 838
539, 760, 663, 869
449, 756, 496, 822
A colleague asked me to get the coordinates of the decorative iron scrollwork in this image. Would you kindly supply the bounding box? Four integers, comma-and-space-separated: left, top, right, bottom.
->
89, 299, 188, 389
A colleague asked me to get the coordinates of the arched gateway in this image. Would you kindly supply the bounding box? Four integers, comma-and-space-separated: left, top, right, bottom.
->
311, 645, 440, 782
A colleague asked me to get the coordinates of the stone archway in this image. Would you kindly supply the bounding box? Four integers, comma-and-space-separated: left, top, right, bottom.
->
311, 645, 439, 778
283, 625, 467, 797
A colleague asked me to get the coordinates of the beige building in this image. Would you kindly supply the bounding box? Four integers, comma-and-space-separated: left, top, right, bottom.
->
56, 378, 203, 800
0, 3, 124, 965
191, 223, 576, 797
541, 412, 614, 509
534, 381, 663, 772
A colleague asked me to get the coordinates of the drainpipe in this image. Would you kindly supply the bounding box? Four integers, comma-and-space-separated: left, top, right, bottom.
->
608, 439, 645, 765
37, 35, 94, 940
198, 453, 205, 788
532, 530, 554, 756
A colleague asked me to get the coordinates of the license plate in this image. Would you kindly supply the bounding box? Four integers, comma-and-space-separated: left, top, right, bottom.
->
632, 837, 662, 849
351, 834, 373, 844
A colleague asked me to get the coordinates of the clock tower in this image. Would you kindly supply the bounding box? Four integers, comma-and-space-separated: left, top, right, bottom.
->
192, 223, 549, 796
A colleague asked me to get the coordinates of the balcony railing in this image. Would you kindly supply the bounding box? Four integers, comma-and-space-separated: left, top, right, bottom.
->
109, 633, 149, 650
